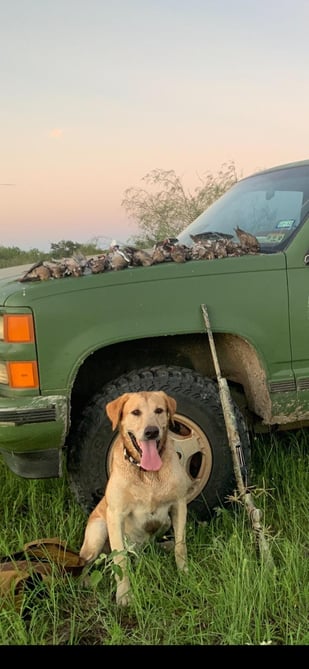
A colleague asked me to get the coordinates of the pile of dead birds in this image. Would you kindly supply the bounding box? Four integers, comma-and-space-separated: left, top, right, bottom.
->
19, 227, 260, 282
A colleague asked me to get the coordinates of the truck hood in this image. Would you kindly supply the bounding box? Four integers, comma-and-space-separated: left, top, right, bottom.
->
0, 254, 287, 309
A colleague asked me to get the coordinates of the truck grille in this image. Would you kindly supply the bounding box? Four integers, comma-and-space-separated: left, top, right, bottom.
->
0, 407, 56, 425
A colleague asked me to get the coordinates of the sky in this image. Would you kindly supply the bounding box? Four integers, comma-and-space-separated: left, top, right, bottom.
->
1, 0, 309, 251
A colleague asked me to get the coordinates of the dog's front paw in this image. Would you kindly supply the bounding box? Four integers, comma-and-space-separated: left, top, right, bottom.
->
116, 592, 131, 607
179, 562, 189, 574
116, 580, 132, 607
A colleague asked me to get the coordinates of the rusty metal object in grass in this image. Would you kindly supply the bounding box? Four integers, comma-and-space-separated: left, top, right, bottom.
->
0, 537, 86, 611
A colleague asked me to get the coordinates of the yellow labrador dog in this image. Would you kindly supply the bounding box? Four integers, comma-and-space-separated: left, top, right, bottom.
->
80, 390, 191, 606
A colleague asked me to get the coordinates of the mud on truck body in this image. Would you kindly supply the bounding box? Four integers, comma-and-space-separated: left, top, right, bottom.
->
0, 159, 308, 520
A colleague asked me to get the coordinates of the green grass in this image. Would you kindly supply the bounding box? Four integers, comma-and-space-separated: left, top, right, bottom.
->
0, 430, 308, 645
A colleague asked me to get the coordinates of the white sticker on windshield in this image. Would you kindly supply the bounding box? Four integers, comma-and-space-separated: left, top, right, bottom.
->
276, 219, 295, 229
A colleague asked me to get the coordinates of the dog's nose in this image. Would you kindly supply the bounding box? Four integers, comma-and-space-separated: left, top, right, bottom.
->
144, 426, 159, 440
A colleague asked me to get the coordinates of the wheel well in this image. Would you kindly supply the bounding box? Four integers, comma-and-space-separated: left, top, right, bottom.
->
68, 333, 270, 432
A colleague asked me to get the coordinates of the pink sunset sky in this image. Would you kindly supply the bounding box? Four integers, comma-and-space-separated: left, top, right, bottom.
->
1, 0, 309, 251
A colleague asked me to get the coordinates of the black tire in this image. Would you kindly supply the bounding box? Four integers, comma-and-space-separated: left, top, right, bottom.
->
66, 365, 251, 520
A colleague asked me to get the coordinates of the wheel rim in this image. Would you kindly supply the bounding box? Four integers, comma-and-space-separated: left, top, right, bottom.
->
169, 413, 212, 502
107, 413, 212, 504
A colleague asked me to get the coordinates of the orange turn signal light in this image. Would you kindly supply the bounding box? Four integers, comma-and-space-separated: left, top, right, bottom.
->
4, 314, 34, 343
7, 361, 39, 389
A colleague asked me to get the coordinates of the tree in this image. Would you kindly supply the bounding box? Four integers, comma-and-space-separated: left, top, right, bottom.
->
49, 239, 105, 259
122, 161, 239, 246
0, 246, 45, 269
50, 240, 81, 258
0, 240, 106, 269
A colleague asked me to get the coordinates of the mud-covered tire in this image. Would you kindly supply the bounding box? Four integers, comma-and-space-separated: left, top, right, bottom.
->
66, 365, 251, 521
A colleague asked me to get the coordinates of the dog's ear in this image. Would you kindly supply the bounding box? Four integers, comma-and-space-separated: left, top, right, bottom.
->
106, 394, 130, 431
164, 393, 177, 421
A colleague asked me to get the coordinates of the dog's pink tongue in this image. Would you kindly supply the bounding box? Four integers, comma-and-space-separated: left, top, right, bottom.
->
139, 440, 162, 471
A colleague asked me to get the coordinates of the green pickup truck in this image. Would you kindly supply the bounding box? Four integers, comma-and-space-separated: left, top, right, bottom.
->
0, 159, 308, 520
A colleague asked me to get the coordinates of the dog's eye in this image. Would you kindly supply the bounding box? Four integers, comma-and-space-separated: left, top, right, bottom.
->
155, 408, 164, 415
132, 409, 141, 416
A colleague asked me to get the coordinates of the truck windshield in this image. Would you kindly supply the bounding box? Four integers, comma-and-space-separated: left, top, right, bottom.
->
178, 164, 309, 251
